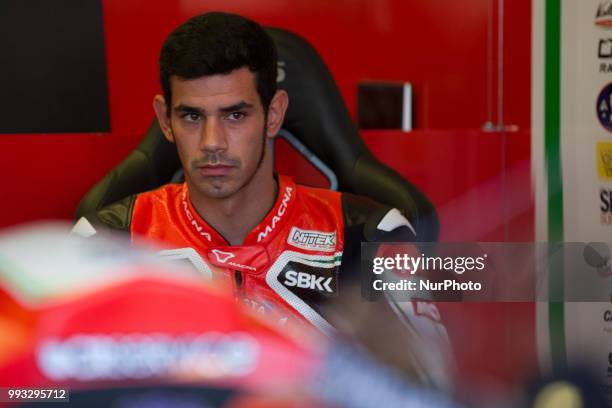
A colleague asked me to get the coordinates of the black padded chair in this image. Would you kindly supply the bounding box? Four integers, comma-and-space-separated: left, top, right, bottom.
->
76, 28, 439, 241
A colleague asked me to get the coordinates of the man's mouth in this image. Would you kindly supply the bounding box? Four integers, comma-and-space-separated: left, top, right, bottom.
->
197, 164, 234, 177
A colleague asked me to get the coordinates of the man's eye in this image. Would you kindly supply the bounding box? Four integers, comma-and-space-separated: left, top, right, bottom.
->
226, 112, 246, 121
182, 112, 201, 122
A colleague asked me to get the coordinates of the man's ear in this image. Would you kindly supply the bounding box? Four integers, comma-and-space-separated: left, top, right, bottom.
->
265, 89, 289, 138
153, 95, 174, 143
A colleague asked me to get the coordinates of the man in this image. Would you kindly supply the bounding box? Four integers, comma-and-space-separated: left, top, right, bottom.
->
75, 12, 421, 333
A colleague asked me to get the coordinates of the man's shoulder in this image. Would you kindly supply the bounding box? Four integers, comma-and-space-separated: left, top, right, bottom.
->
132, 183, 184, 210
73, 184, 183, 236
340, 192, 416, 242
294, 184, 416, 241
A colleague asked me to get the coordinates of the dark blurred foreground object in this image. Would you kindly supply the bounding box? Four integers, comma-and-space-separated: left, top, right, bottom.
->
0, 223, 320, 406
0, 276, 461, 408
1, 277, 321, 407
0, 223, 460, 408
75, 28, 438, 241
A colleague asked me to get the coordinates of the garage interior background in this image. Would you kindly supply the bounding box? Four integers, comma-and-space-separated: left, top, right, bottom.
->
0, 0, 533, 396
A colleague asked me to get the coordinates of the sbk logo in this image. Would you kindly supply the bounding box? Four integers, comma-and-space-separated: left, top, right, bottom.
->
211, 249, 235, 263
278, 261, 338, 296
283, 271, 333, 293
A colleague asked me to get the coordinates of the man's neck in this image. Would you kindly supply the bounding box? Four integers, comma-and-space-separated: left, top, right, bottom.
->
188, 170, 278, 246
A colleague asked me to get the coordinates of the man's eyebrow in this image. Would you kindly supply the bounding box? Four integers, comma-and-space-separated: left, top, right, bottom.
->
174, 105, 203, 114
219, 101, 254, 113
173, 102, 254, 115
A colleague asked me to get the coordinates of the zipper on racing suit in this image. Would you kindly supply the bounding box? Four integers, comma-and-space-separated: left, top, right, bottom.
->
234, 270, 244, 295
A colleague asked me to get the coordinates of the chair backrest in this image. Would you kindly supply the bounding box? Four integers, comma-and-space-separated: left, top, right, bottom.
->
76, 27, 438, 241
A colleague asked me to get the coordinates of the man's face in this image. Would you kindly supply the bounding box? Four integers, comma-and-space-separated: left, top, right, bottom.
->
162, 67, 269, 199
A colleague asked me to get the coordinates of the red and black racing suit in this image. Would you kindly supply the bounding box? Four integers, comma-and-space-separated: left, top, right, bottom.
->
76, 175, 418, 332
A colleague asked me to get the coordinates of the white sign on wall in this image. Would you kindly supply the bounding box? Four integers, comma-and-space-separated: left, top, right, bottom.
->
533, 0, 612, 394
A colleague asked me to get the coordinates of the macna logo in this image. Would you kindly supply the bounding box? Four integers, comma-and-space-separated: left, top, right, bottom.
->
287, 227, 336, 252
211, 249, 235, 263
257, 186, 293, 242
181, 191, 212, 241
283, 270, 334, 294
597, 142, 612, 181
597, 2, 612, 28
207, 249, 257, 273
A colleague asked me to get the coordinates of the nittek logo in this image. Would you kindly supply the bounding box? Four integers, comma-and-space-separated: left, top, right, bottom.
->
287, 227, 336, 252
211, 249, 235, 263
257, 186, 293, 242
597, 2, 612, 28
283, 271, 333, 293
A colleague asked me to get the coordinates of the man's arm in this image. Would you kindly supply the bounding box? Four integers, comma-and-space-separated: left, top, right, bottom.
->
337, 193, 454, 391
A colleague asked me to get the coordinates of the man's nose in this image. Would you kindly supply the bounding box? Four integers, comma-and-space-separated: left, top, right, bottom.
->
199, 118, 228, 152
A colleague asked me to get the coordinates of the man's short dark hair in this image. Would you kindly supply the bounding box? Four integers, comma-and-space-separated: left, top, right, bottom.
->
159, 12, 278, 113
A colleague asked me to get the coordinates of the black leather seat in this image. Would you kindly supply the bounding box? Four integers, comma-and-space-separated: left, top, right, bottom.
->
76, 28, 438, 241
